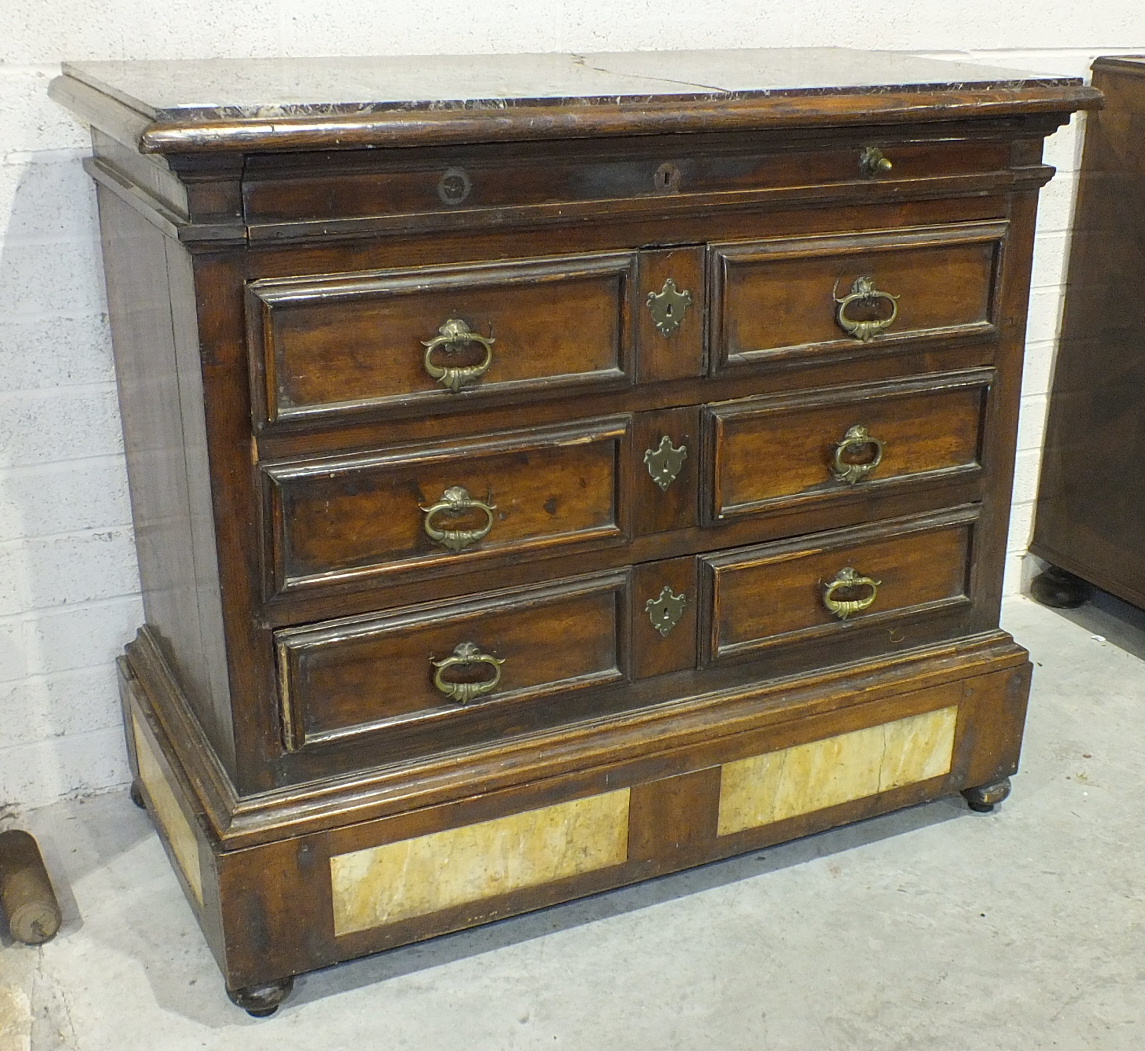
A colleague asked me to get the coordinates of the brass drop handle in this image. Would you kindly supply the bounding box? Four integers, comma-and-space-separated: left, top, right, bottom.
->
822, 567, 882, 621
834, 276, 900, 342
830, 424, 885, 485
421, 485, 496, 553
431, 642, 505, 705
860, 146, 893, 176
422, 318, 495, 393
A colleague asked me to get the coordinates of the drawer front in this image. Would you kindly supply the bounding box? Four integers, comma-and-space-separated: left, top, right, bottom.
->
242, 136, 1013, 232
247, 252, 637, 429
276, 571, 630, 752
701, 507, 978, 666
705, 370, 992, 523
710, 220, 1006, 374
262, 417, 629, 596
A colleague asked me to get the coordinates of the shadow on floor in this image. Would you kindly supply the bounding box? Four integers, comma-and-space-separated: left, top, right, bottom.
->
1026, 585, 1145, 663
295, 792, 970, 1007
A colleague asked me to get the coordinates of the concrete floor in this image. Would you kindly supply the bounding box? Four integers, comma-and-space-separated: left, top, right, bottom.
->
2, 594, 1143, 1050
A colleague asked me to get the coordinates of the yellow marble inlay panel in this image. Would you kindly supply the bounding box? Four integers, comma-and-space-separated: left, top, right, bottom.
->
131, 714, 203, 904
717, 706, 958, 837
330, 789, 631, 936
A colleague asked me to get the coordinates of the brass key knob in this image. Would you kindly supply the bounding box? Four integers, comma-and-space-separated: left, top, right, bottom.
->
860, 146, 893, 176
823, 567, 882, 621
431, 642, 505, 705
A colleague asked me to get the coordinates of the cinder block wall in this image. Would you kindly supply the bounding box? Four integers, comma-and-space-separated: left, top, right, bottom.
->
2, 2, 1142, 808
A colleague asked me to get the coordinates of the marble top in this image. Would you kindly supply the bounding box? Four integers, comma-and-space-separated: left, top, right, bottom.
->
61, 48, 1081, 122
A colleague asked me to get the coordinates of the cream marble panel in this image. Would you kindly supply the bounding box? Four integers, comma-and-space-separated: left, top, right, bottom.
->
330, 789, 631, 936
131, 714, 203, 905
717, 706, 958, 837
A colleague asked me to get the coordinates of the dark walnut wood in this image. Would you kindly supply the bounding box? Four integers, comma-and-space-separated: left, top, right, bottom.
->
1030, 56, 1145, 611
52, 49, 1096, 1012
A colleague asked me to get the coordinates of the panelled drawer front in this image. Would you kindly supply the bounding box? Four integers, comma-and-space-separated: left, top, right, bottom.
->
262, 417, 629, 596
276, 571, 630, 752
710, 220, 1007, 374
247, 251, 637, 429
701, 507, 978, 666
705, 369, 992, 523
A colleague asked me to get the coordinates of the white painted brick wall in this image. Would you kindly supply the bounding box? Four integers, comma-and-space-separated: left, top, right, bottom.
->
2, 3, 1143, 808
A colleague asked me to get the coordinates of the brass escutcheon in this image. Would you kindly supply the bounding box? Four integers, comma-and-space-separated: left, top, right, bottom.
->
422, 318, 495, 392
822, 567, 881, 621
834, 275, 899, 342
437, 166, 472, 205
645, 585, 687, 637
431, 642, 505, 705
644, 435, 688, 491
647, 277, 692, 337
859, 146, 894, 177
830, 424, 885, 485
421, 485, 496, 553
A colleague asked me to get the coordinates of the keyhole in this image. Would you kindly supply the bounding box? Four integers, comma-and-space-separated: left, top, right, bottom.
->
437, 166, 472, 205
654, 162, 681, 193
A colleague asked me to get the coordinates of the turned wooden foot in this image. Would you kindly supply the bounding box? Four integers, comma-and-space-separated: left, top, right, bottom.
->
962, 777, 1012, 813
1030, 565, 1092, 609
227, 976, 294, 1017
128, 781, 146, 809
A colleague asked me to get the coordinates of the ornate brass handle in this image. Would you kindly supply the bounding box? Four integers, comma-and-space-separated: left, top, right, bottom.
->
860, 146, 893, 176
830, 424, 885, 485
822, 567, 882, 621
421, 486, 496, 553
431, 642, 505, 705
834, 276, 899, 342
421, 318, 495, 393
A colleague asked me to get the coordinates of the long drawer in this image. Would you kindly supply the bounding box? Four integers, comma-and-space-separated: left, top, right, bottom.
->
242, 133, 1013, 233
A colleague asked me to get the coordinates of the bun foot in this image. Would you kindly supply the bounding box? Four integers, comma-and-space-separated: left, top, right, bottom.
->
962, 777, 1012, 813
129, 781, 146, 809
227, 976, 295, 1017
1030, 565, 1092, 609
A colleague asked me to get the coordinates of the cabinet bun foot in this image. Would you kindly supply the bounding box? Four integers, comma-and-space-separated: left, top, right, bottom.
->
1030, 565, 1092, 609
226, 976, 295, 1017
961, 777, 1012, 813
128, 781, 146, 809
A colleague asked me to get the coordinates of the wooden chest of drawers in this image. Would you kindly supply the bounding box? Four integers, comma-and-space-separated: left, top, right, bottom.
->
51, 49, 1098, 1015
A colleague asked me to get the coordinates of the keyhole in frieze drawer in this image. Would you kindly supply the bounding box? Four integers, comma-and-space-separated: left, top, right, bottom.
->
654, 162, 681, 193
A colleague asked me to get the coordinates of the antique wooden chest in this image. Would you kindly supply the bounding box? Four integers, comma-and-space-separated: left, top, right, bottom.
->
1030, 55, 1145, 612
51, 49, 1098, 1014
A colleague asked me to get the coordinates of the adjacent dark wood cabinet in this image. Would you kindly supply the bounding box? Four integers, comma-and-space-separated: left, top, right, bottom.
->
51, 49, 1098, 1014
1030, 56, 1145, 611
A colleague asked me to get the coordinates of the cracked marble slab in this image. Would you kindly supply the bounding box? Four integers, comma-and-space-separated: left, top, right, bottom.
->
58, 48, 1083, 123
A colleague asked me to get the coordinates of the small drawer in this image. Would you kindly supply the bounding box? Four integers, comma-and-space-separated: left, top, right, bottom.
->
262, 417, 629, 597
701, 507, 978, 667
704, 369, 992, 523
247, 251, 637, 430
276, 571, 630, 753
709, 220, 1007, 374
